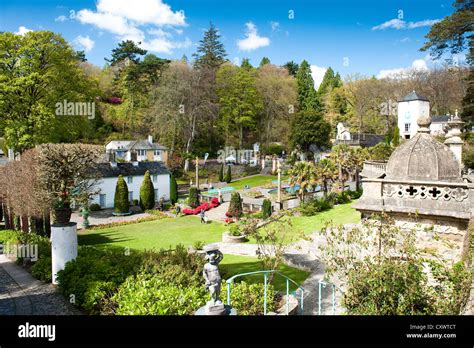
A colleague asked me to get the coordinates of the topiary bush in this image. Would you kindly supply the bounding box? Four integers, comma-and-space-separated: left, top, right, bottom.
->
114, 175, 130, 214
225, 165, 232, 183
262, 199, 272, 219
170, 175, 178, 204
139, 171, 155, 211
227, 192, 243, 219
188, 187, 200, 208
218, 164, 224, 182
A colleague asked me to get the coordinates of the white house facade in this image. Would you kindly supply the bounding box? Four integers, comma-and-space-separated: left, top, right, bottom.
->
397, 91, 431, 139
105, 136, 168, 163
90, 162, 171, 209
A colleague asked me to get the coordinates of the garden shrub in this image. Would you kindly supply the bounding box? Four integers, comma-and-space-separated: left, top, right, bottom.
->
262, 199, 272, 219
343, 258, 435, 315
230, 281, 277, 315
227, 192, 243, 218
170, 175, 178, 204
83, 280, 117, 315
114, 175, 130, 214
229, 224, 241, 236
31, 256, 52, 282
89, 203, 101, 211
113, 272, 207, 315
188, 187, 200, 208
225, 165, 232, 183
218, 164, 224, 182
347, 189, 363, 200
139, 171, 155, 211
299, 197, 333, 216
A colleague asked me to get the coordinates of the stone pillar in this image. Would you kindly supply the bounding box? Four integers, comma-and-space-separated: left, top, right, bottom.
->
444, 110, 465, 171
51, 223, 78, 284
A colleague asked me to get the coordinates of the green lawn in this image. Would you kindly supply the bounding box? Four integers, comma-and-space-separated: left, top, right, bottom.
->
291, 201, 361, 236
220, 254, 310, 292
246, 201, 361, 244
78, 215, 226, 250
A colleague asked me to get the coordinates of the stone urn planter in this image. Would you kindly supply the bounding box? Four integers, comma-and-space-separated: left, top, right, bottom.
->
53, 207, 72, 225
222, 232, 246, 243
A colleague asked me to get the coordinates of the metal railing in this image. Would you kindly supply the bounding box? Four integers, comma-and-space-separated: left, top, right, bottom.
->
226, 270, 305, 315
318, 279, 343, 315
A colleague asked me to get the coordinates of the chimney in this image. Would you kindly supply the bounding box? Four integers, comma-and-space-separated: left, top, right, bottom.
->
444, 109, 464, 171
148, 135, 153, 144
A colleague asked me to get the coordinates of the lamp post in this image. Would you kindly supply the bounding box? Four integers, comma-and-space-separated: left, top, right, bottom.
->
195, 156, 199, 189
277, 160, 282, 207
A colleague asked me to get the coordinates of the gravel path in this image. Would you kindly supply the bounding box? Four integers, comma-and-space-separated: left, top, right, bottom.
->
0, 255, 81, 315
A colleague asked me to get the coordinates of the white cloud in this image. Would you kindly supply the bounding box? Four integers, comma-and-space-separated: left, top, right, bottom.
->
310, 64, 327, 89
15, 26, 32, 35
74, 35, 95, 52
377, 59, 428, 79
75, 0, 188, 54
237, 22, 270, 51
96, 0, 185, 26
372, 18, 440, 30
270, 21, 279, 32
400, 37, 410, 43
54, 15, 68, 22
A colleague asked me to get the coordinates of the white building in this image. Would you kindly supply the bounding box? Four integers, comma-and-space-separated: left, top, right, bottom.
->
105, 135, 168, 163
90, 161, 171, 209
397, 91, 452, 139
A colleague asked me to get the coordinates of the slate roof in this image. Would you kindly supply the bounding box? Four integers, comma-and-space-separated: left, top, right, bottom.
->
431, 115, 450, 123
399, 90, 429, 102
335, 133, 385, 147
126, 140, 167, 151
96, 161, 170, 178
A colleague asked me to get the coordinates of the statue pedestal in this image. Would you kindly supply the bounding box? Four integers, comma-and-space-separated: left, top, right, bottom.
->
51, 223, 78, 284
195, 304, 236, 316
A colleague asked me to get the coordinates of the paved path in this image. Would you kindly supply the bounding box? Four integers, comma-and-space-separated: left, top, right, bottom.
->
0, 255, 81, 315
205, 202, 229, 222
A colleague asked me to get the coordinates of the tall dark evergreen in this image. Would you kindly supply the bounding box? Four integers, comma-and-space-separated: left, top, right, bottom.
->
283, 61, 299, 76
296, 60, 321, 111
106, 40, 147, 65
114, 175, 130, 214
193, 22, 227, 69
170, 175, 178, 204
259, 57, 270, 67
139, 171, 155, 211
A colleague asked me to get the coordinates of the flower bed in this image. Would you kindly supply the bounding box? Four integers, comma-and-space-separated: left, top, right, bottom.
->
182, 197, 219, 215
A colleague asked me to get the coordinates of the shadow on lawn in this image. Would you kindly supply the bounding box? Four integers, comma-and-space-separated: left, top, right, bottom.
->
78, 230, 134, 246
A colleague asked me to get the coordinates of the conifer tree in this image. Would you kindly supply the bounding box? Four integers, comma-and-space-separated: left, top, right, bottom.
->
114, 175, 130, 214
139, 171, 155, 211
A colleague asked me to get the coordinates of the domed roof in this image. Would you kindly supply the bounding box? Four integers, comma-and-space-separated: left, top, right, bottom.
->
385, 117, 461, 182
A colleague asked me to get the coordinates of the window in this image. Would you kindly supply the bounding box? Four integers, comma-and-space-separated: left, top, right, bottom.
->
128, 191, 133, 202
404, 123, 410, 132
153, 175, 158, 183
127, 176, 133, 184
154, 150, 161, 156
138, 149, 146, 156
154, 189, 159, 201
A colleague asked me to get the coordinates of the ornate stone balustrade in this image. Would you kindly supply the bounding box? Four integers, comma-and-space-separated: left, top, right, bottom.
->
382, 182, 469, 202
360, 161, 387, 179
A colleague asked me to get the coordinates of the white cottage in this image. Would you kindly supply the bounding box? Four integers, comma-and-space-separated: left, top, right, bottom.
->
91, 161, 171, 209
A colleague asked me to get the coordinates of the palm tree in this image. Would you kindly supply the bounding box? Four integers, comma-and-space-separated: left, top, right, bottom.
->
288, 161, 318, 202
330, 144, 352, 190
316, 158, 338, 196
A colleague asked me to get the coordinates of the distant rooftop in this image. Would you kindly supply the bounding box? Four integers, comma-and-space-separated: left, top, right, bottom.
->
96, 161, 170, 178
399, 90, 429, 102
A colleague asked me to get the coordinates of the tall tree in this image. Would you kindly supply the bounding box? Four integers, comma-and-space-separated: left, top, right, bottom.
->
259, 57, 270, 67
241, 58, 253, 69
296, 60, 321, 111
193, 22, 227, 70
217, 63, 263, 147
288, 161, 318, 202
0, 31, 99, 152
289, 109, 331, 155
106, 40, 147, 65
283, 60, 299, 76
421, 0, 473, 125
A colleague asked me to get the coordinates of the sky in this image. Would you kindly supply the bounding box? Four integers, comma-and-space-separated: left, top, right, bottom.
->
0, 0, 465, 87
